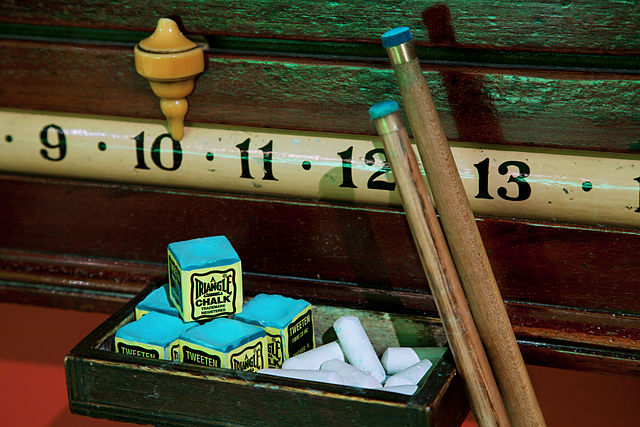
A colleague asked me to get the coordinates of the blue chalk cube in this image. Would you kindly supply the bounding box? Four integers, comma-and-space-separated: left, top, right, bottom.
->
115, 311, 195, 361
135, 283, 180, 320
179, 318, 267, 371
235, 293, 314, 368
168, 236, 243, 322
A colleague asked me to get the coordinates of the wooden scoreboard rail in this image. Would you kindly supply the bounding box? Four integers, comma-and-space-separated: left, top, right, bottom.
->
1, 0, 639, 377
2, 109, 640, 228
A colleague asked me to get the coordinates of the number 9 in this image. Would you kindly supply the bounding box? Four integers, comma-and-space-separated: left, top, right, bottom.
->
39, 124, 67, 162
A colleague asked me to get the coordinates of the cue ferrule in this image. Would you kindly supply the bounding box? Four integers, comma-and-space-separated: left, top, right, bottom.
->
372, 111, 403, 136
386, 42, 416, 65
381, 27, 417, 65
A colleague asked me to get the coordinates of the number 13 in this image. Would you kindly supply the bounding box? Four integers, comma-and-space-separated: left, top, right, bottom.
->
474, 158, 531, 201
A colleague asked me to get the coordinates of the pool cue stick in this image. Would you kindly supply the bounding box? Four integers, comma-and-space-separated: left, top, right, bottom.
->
370, 101, 510, 427
381, 28, 544, 426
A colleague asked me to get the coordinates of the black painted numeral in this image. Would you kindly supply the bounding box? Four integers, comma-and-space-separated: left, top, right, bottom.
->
39, 124, 67, 162
474, 157, 531, 202
235, 138, 278, 180
635, 176, 640, 213
364, 148, 395, 191
337, 146, 357, 188
133, 131, 182, 171
259, 140, 278, 181
133, 132, 149, 169
497, 160, 531, 201
236, 138, 253, 179
473, 158, 494, 199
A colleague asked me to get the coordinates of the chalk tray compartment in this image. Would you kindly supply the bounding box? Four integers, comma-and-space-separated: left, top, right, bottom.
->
65, 285, 469, 426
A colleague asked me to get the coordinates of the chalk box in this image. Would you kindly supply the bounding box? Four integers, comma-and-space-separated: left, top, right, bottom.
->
66, 284, 466, 426
168, 236, 243, 322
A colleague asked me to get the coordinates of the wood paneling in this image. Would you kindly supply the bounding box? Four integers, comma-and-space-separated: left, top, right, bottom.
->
4, 173, 640, 314
1, 40, 638, 152
2, 1, 639, 54
2, 0, 639, 378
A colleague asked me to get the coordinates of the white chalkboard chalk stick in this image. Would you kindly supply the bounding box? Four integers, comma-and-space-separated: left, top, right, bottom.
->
281, 341, 344, 370
384, 359, 433, 387
320, 359, 382, 389
333, 316, 386, 383
380, 347, 421, 375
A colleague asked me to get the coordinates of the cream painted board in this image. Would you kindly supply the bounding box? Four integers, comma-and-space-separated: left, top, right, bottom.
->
1, 109, 639, 228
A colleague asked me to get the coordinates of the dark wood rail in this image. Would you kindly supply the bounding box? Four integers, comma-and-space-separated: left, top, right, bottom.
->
2, 173, 639, 374
2, 0, 640, 54
1, 39, 638, 152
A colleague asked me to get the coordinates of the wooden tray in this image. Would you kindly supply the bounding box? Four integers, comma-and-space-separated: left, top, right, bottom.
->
65, 285, 469, 426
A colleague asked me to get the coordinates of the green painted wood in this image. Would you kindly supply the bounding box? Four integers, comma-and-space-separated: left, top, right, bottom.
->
1, 0, 639, 54
1, 40, 638, 152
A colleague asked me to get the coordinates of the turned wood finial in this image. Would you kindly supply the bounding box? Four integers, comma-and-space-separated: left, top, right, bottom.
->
134, 18, 204, 140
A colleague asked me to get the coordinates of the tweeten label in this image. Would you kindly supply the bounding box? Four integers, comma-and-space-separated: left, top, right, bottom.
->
181, 345, 222, 367
117, 342, 160, 359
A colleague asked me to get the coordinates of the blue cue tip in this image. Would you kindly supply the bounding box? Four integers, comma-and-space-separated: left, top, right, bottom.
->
369, 100, 399, 120
381, 26, 412, 48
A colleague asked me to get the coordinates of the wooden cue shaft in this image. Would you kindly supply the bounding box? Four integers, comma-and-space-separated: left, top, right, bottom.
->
382, 29, 545, 426
370, 103, 510, 427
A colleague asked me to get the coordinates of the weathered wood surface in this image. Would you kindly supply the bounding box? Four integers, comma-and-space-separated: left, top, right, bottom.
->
520, 339, 640, 377
4, 247, 637, 359
1, 40, 638, 153
2, 0, 639, 54
2, 0, 640, 384
65, 291, 468, 426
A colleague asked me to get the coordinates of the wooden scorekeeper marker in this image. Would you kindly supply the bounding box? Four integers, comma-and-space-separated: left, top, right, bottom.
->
369, 101, 510, 427
381, 27, 545, 426
134, 18, 205, 141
